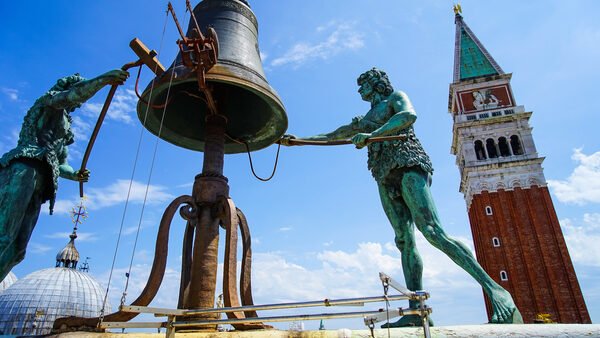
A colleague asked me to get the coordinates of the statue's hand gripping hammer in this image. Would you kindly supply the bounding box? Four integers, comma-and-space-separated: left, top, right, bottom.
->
78, 38, 165, 198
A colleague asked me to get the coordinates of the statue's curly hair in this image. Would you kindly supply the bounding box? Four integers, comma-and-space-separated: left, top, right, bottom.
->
48, 73, 85, 95
17, 74, 85, 147
357, 68, 394, 96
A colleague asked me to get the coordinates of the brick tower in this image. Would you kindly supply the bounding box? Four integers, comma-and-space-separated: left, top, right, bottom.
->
448, 8, 591, 324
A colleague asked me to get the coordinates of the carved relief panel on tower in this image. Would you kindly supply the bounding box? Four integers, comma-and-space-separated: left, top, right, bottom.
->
458, 85, 513, 113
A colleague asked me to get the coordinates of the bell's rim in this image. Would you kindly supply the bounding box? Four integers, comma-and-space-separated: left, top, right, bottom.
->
136, 67, 288, 154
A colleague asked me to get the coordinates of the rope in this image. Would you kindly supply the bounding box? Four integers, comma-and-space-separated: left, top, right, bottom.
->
98, 9, 170, 325
226, 133, 281, 182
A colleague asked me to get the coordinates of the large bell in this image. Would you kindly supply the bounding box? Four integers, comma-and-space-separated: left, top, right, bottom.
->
136, 0, 287, 154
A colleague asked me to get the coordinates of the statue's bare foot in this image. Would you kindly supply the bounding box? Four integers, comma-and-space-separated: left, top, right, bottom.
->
489, 288, 523, 324
381, 314, 434, 328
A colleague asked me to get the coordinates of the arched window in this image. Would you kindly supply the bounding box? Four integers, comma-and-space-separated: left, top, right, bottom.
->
498, 137, 511, 157
492, 237, 500, 247
500, 270, 508, 281
510, 135, 523, 155
486, 138, 498, 158
474, 140, 486, 160
485, 206, 493, 215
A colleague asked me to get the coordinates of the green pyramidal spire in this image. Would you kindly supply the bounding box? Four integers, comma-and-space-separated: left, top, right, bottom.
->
453, 9, 504, 82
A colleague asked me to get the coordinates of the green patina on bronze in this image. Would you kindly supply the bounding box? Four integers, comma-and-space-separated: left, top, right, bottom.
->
282, 68, 522, 327
0, 69, 129, 282
459, 27, 499, 80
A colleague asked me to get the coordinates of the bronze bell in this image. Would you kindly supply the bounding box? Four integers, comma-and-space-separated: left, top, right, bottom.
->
136, 0, 287, 154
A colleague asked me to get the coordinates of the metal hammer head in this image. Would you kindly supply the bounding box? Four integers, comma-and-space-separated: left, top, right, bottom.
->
129, 38, 165, 76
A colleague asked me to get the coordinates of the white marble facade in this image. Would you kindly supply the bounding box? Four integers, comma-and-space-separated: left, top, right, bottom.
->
450, 75, 547, 208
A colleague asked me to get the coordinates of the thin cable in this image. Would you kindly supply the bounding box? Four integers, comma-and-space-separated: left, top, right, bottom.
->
385, 298, 391, 338
383, 280, 391, 338
226, 133, 281, 182
121, 5, 184, 305
122, 67, 175, 302
98, 9, 170, 324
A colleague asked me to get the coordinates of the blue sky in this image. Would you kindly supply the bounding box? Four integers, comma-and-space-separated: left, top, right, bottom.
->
1, 0, 599, 330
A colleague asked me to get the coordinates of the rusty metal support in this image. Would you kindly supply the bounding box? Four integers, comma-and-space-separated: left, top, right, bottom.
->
55, 5, 265, 333
237, 208, 259, 318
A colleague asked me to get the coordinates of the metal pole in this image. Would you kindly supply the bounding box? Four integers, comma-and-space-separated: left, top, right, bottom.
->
101, 308, 424, 330
172, 309, 401, 328
379, 272, 430, 301
121, 294, 412, 316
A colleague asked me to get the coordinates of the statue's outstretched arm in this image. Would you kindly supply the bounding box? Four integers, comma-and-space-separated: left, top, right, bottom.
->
283, 116, 364, 143
47, 70, 129, 109
304, 121, 362, 141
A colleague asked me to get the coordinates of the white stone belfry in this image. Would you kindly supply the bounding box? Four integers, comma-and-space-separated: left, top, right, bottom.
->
449, 73, 547, 208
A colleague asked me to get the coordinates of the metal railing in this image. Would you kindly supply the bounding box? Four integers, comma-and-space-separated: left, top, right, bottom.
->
100, 272, 432, 338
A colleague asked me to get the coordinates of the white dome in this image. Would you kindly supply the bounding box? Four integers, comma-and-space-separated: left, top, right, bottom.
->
0, 267, 109, 336
0, 272, 17, 292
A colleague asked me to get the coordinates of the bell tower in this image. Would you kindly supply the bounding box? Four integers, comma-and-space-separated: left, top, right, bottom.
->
448, 8, 591, 323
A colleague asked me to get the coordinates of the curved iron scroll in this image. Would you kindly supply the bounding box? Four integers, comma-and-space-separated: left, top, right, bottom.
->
219, 197, 265, 330
236, 207, 259, 318
53, 195, 195, 332
178, 221, 195, 308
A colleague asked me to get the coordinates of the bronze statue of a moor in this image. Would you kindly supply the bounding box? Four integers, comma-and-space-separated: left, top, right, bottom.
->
0, 69, 128, 281
282, 68, 522, 326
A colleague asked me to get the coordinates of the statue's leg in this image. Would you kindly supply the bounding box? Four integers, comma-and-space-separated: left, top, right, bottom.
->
0, 162, 44, 280
13, 188, 44, 267
401, 169, 522, 324
377, 182, 432, 327
377, 182, 421, 303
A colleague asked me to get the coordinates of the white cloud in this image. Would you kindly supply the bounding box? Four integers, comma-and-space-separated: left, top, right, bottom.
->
65, 88, 137, 161
279, 226, 293, 232
86, 179, 172, 209
548, 149, 600, 205
253, 235, 479, 305
249, 236, 484, 327
70, 115, 92, 143
80, 88, 136, 125
561, 213, 600, 267
10, 129, 19, 144
44, 231, 98, 242
271, 21, 365, 68
175, 181, 194, 189
260, 51, 268, 62
1, 87, 19, 101
28, 242, 53, 254
97, 264, 182, 313
49, 199, 76, 215
91, 235, 485, 327
107, 89, 137, 124
51, 179, 173, 215
123, 225, 143, 236
0, 128, 19, 154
